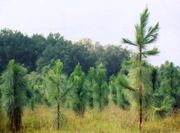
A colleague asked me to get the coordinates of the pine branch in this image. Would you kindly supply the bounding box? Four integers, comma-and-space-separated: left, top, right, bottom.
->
143, 47, 159, 56
140, 8, 149, 36
118, 76, 136, 92
151, 105, 161, 111
122, 38, 137, 46
145, 23, 159, 44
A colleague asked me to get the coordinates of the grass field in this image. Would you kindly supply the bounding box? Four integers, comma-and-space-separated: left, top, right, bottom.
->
1, 105, 180, 133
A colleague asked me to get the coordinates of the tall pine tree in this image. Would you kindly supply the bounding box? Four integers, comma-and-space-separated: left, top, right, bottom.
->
121, 8, 159, 129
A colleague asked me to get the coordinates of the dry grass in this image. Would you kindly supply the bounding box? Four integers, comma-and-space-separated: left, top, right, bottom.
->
1, 105, 180, 133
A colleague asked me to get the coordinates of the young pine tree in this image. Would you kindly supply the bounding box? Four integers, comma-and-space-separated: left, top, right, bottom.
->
158, 61, 180, 108
44, 59, 66, 129
27, 72, 47, 110
109, 74, 129, 109
152, 80, 175, 117
122, 8, 159, 129
84, 67, 96, 108
152, 61, 180, 116
109, 76, 118, 105
93, 63, 109, 111
69, 63, 86, 116
1, 60, 29, 131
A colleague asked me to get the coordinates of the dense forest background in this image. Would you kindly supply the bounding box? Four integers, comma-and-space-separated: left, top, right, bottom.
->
0, 29, 130, 76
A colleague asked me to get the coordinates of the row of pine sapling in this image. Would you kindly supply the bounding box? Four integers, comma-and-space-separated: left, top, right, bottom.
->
0, 59, 109, 131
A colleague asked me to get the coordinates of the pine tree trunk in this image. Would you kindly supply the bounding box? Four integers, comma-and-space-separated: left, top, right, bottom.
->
139, 45, 143, 131
11, 75, 22, 132
57, 102, 60, 130
57, 82, 61, 130
139, 83, 142, 130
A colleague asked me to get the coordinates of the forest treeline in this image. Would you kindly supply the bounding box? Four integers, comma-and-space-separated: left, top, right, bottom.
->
0, 29, 129, 77
0, 8, 180, 132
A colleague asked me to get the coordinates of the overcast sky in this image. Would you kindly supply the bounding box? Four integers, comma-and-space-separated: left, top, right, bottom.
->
0, 0, 180, 66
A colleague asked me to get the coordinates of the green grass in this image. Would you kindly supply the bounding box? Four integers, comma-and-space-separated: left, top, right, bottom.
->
1, 105, 180, 133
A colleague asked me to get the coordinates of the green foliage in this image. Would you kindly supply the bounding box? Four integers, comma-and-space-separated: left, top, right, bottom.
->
28, 71, 49, 109
116, 59, 180, 119
121, 8, 160, 128
1, 60, 29, 131
69, 63, 86, 116
93, 64, 109, 111
109, 74, 130, 109
85, 64, 109, 111
0, 29, 129, 77
152, 80, 175, 117
84, 67, 96, 108
37, 35, 96, 74
0, 85, 6, 132
109, 76, 117, 105
96, 45, 130, 77
160, 62, 180, 106
0, 29, 47, 71
122, 8, 159, 60
152, 61, 180, 115
45, 60, 64, 103
44, 59, 68, 129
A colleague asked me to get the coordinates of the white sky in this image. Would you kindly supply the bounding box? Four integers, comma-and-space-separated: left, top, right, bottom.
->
0, 0, 180, 66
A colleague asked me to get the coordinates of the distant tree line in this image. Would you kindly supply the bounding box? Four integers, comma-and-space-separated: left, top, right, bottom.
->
0, 29, 130, 77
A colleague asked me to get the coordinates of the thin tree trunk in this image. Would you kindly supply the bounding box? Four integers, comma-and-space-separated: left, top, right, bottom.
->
57, 102, 60, 130
139, 45, 143, 131
139, 83, 142, 131
11, 75, 22, 132
57, 82, 61, 130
